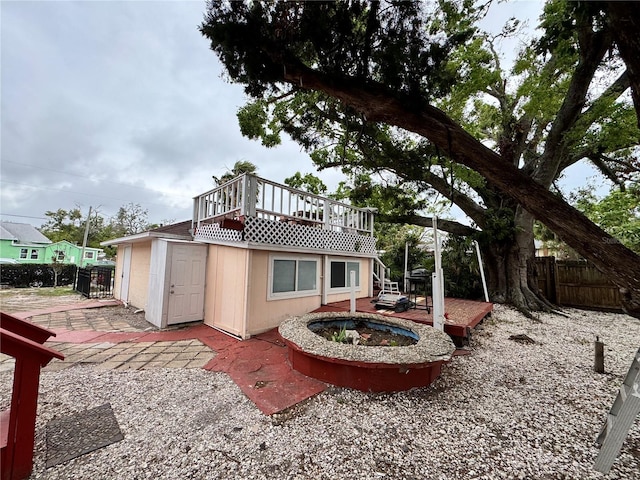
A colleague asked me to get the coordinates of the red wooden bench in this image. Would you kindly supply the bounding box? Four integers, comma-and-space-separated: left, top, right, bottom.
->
1, 312, 64, 480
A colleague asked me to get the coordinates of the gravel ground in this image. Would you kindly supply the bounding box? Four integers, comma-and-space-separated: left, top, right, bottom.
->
2, 305, 639, 479
0, 289, 90, 313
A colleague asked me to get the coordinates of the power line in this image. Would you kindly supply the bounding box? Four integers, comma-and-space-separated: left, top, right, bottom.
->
0, 213, 48, 220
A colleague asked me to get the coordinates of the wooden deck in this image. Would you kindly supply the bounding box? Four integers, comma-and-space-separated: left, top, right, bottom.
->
313, 296, 493, 343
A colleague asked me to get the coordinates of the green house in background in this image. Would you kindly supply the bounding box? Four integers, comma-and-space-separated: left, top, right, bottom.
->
44, 240, 104, 268
0, 222, 103, 267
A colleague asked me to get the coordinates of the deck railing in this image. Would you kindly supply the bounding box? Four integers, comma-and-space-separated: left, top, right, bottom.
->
193, 174, 375, 236
1, 313, 64, 480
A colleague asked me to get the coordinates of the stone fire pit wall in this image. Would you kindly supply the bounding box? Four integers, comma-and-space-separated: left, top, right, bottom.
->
278, 312, 456, 392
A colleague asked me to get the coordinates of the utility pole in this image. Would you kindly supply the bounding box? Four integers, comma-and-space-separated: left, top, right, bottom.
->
75, 206, 92, 289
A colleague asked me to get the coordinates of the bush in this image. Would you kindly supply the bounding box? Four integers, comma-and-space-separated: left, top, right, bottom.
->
411, 235, 484, 300
0, 264, 77, 288
441, 236, 484, 300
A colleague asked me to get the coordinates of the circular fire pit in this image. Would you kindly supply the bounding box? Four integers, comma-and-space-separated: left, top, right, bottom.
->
278, 312, 456, 392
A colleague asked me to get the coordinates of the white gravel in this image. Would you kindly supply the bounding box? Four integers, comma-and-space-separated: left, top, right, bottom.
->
2, 305, 639, 479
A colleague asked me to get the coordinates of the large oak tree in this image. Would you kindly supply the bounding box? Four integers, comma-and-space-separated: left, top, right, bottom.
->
201, 0, 640, 317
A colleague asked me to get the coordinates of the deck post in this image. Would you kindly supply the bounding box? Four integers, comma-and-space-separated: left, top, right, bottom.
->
350, 271, 356, 313
324, 199, 331, 230
432, 216, 445, 331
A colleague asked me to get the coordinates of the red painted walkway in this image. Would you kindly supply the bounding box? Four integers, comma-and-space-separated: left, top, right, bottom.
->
201, 329, 326, 415
17, 316, 325, 416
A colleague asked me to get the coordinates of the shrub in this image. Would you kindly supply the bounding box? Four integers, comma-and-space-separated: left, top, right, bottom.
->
0, 264, 77, 287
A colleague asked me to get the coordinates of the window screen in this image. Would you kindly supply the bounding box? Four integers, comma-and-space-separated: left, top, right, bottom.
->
297, 261, 317, 291
273, 259, 296, 293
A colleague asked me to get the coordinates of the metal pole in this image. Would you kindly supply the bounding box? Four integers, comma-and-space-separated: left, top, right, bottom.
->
473, 240, 490, 302
432, 216, 444, 331
75, 206, 92, 289
404, 241, 409, 293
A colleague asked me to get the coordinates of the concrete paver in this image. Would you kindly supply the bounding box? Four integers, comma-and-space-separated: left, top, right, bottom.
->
0, 338, 215, 373
0, 303, 216, 372
1, 297, 331, 415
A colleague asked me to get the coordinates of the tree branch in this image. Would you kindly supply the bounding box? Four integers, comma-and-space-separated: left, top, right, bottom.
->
273, 59, 640, 311
588, 153, 627, 189
535, 21, 612, 186
377, 213, 478, 237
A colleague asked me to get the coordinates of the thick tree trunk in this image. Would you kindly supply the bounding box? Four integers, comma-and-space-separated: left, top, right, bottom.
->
480, 208, 556, 313
277, 63, 640, 318
484, 242, 507, 303
506, 208, 556, 312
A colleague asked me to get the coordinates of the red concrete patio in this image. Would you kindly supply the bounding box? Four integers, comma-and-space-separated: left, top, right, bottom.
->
5, 295, 491, 415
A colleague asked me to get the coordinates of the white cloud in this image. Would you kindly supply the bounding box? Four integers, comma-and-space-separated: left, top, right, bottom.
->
1, 1, 324, 227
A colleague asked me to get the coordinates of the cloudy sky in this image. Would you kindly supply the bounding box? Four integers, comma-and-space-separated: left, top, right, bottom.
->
2, 1, 592, 230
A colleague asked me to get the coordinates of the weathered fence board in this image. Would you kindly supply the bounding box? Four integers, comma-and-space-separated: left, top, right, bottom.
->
530, 257, 622, 312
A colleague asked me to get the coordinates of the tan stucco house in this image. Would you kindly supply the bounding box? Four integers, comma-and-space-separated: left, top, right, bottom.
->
102, 174, 382, 339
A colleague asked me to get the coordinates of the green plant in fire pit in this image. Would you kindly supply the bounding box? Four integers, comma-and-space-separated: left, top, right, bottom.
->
331, 325, 348, 343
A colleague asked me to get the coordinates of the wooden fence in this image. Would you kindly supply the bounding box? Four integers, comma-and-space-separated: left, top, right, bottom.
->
529, 257, 623, 311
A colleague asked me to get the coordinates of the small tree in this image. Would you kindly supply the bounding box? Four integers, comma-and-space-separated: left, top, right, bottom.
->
50, 249, 66, 287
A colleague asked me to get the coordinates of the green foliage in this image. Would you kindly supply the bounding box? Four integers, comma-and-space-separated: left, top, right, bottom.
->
475, 207, 516, 245
111, 203, 152, 238
40, 208, 85, 244
284, 172, 327, 195
572, 186, 640, 253
377, 225, 430, 284
217, 160, 258, 185
441, 235, 483, 299
39, 203, 156, 258
378, 230, 483, 299
201, 1, 476, 101
237, 101, 282, 147
330, 324, 348, 344
201, 0, 640, 307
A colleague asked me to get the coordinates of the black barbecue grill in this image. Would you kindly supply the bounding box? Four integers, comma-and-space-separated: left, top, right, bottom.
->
407, 268, 432, 313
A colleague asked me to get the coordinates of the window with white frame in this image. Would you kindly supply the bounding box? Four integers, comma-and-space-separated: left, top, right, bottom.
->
330, 260, 360, 289
56, 250, 65, 261
30, 249, 39, 260
84, 251, 95, 259
20, 248, 28, 259
269, 255, 319, 299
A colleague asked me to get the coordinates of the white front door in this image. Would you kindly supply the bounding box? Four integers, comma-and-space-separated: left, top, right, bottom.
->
120, 246, 132, 303
167, 244, 207, 325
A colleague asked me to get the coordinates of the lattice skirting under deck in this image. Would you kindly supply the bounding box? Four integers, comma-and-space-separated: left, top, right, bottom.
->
193, 217, 376, 254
